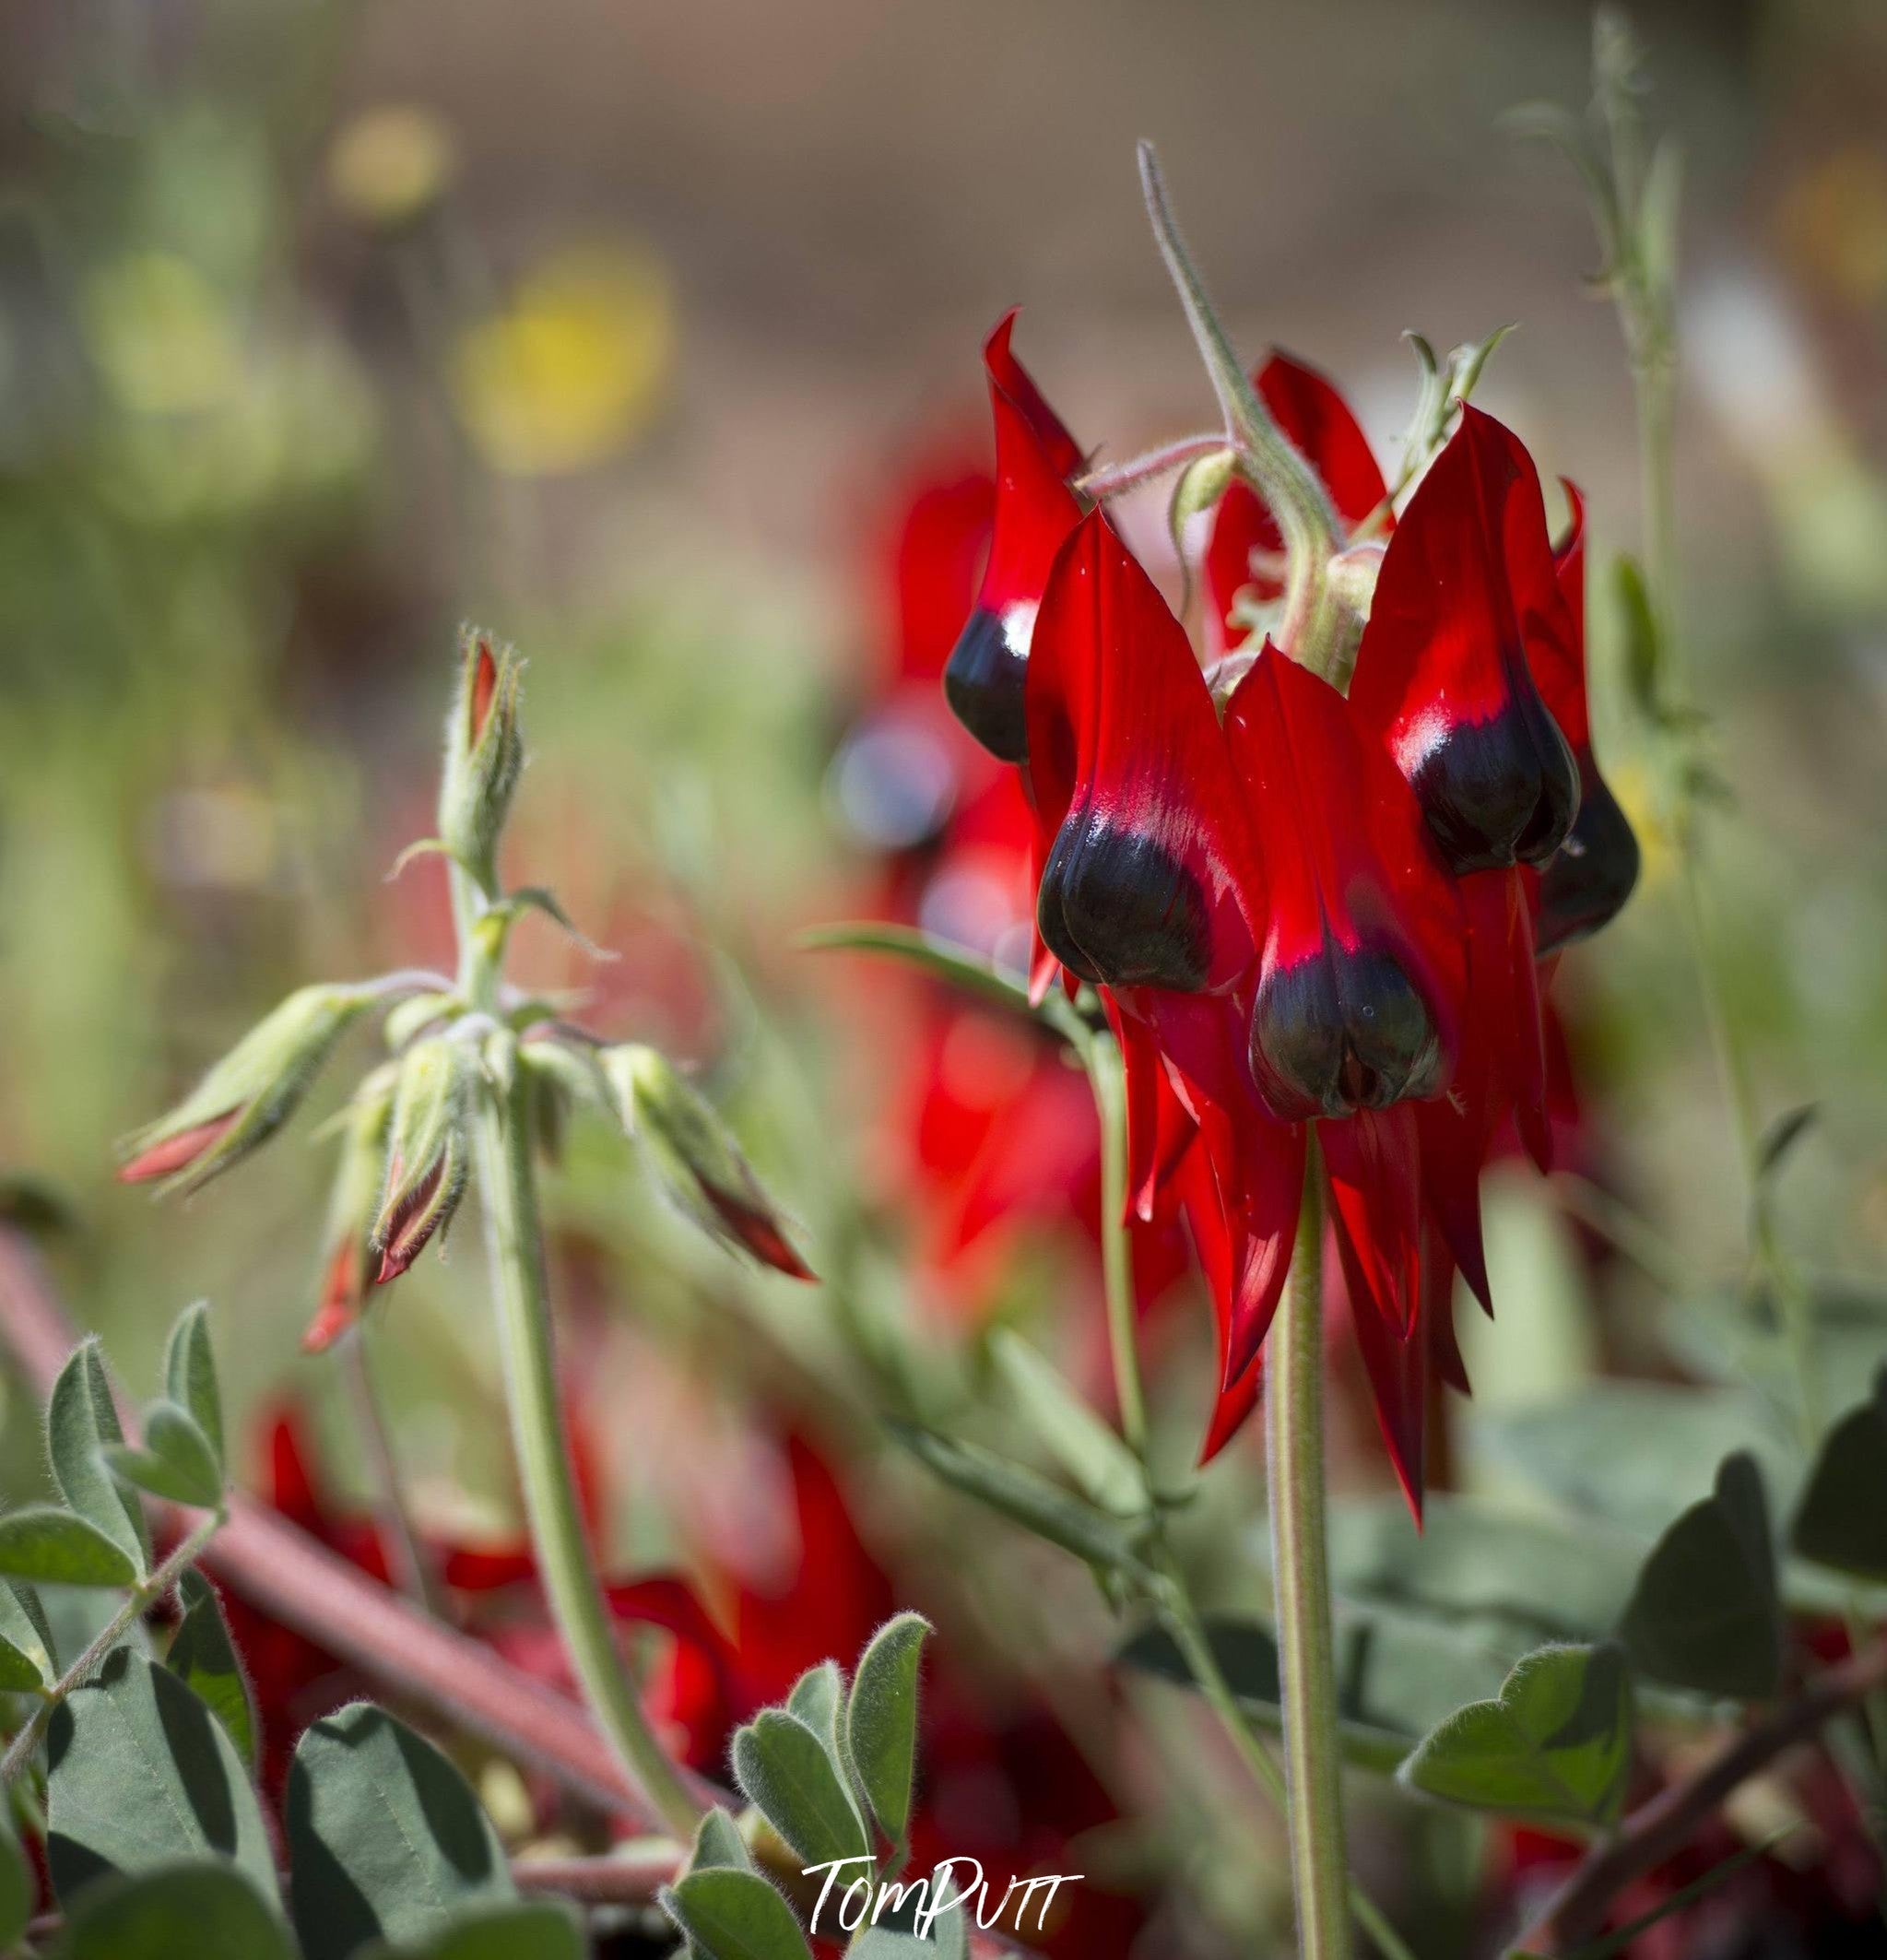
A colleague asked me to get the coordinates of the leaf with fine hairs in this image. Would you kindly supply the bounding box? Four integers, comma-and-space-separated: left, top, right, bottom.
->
1793, 1370, 1887, 1584
162, 1302, 224, 1470
103, 1399, 224, 1511
731, 1710, 869, 1871
0, 1508, 139, 1589
661, 1868, 812, 1960
355, 1901, 586, 1960
47, 1340, 148, 1577
846, 1613, 931, 1842
51, 1863, 293, 1960
166, 1571, 256, 1769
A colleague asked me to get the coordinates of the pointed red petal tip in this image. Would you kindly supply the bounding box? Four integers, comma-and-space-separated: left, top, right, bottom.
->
468, 638, 499, 745
302, 1242, 364, 1353
117, 1109, 242, 1185
982, 310, 1085, 481
704, 1185, 816, 1281
374, 1160, 445, 1285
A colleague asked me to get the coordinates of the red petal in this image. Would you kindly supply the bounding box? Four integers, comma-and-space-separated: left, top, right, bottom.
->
702, 1183, 816, 1281
983, 309, 1085, 481
1328, 1186, 1428, 1524
1104, 991, 1197, 1224
977, 323, 1084, 618
1538, 480, 1590, 748
469, 637, 498, 744
302, 1239, 365, 1353
1025, 512, 1259, 998
1350, 405, 1579, 872
375, 1159, 445, 1283
118, 1109, 241, 1184
1224, 644, 1467, 1122
1321, 1104, 1423, 1341
1204, 354, 1390, 658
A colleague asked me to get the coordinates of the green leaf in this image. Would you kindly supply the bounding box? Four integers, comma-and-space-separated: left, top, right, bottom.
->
1618, 1452, 1783, 1700
1613, 553, 1662, 719
0, 1804, 29, 1952
846, 1613, 930, 1841
1755, 1104, 1818, 1184
0, 1578, 57, 1681
732, 1710, 869, 1871
1792, 1371, 1887, 1583
786, 1659, 845, 1753
358, 1901, 586, 1960
45, 1647, 276, 1902
287, 1701, 514, 1960
167, 1571, 256, 1768
887, 1423, 1150, 1579
987, 1331, 1142, 1515
0, 1629, 41, 1694
1398, 1643, 1634, 1829
847, 1910, 968, 1960
1118, 1612, 1512, 1776
0, 1507, 139, 1588
797, 924, 1048, 1027
103, 1400, 225, 1510
663, 1869, 812, 1960
686, 1807, 754, 1875
48, 1341, 149, 1577
163, 1303, 224, 1470
52, 1863, 293, 1960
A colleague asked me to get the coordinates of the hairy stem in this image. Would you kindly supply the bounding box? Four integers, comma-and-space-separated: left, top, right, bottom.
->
0, 1508, 223, 1786
1267, 1149, 1350, 1960
1072, 1022, 1146, 1458
474, 1064, 702, 1836
1076, 433, 1227, 502
335, 1323, 446, 1620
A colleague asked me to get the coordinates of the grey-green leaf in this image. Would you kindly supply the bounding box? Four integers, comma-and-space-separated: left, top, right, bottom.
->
104, 1401, 225, 1511
1792, 1371, 1887, 1584
0, 1579, 57, 1681
1618, 1451, 1783, 1700
846, 1612, 930, 1841
52, 1863, 293, 1960
848, 1907, 967, 1960
662, 1868, 812, 1960
0, 1507, 139, 1588
357, 1901, 586, 1960
987, 1331, 1142, 1515
167, 1571, 256, 1768
287, 1701, 514, 1960
45, 1647, 276, 1902
687, 1806, 754, 1875
163, 1303, 224, 1470
887, 1423, 1150, 1579
786, 1660, 844, 1753
48, 1341, 149, 1576
732, 1710, 869, 1870
797, 925, 1043, 1026
1398, 1642, 1634, 1829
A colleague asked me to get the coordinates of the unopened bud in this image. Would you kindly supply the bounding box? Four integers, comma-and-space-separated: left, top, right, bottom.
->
304, 1066, 397, 1352
119, 984, 370, 1196
438, 625, 524, 895
602, 1045, 813, 1281
371, 1036, 478, 1283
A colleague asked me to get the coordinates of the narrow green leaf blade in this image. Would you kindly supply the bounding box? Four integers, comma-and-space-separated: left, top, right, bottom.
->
846, 1612, 930, 1841
45, 1647, 276, 1902
52, 1863, 293, 1960
0, 1579, 57, 1680
167, 1571, 256, 1768
887, 1423, 1149, 1578
163, 1303, 224, 1470
1618, 1451, 1783, 1700
103, 1400, 224, 1510
797, 924, 1041, 1023
0, 1507, 139, 1588
1398, 1642, 1634, 1829
48, 1341, 149, 1576
288, 1702, 514, 1960
987, 1331, 1142, 1514
731, 1710, 869, 1871
1792, 1372, 1887, 1583
662, 1868, 812, 1960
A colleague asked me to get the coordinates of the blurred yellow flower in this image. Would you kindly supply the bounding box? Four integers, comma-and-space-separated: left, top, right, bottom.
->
84, 252, 240, 415
449, 243, 675, 477
328, 104, 456, 230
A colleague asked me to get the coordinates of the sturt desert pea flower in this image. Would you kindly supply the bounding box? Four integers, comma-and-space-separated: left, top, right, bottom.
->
371, 1034, 478, 1282
118, 982, 373, 1194
942, 313, 1085, 762
302, 1063, 397, 1352
601, 1044, 814, 1281
1532, 484, 1643, 953
438, 624, 524, 895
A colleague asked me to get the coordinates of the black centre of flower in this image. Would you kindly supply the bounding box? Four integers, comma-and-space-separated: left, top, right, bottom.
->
1248, 940, 1441, 1121
944, 606, 1031, 763
1036, 811, 1211, 992
1536, 757, 1640, 954
1409, 682, 1580, 874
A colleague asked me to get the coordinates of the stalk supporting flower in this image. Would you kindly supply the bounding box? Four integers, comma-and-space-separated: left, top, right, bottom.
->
1266, 1151, 1350, 1960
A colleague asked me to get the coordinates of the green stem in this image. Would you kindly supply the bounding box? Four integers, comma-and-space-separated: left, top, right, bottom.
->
1267, 1145, 1350, 1960
473, 1065, 701, 1835
1, 1508, 223, 1786
336, 1323, 447, 1621
1072, 1022, 1146, 1458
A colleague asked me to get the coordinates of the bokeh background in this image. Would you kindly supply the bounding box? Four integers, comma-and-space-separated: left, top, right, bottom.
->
4, 0, 1887, 1952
